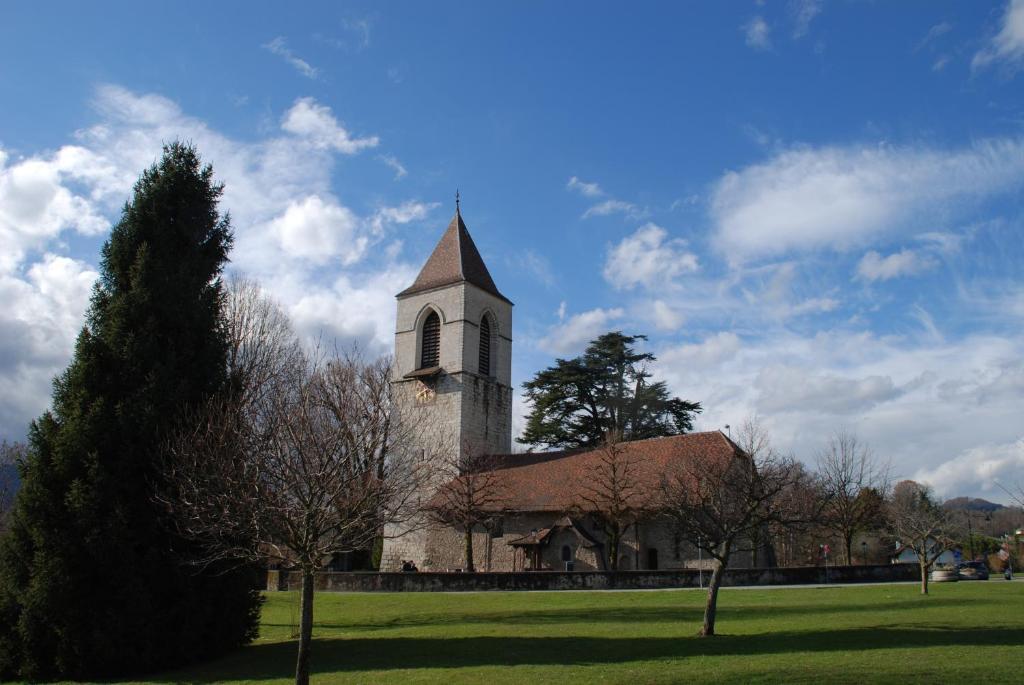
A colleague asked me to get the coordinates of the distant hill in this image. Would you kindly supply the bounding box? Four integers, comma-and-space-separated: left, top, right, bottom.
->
943, 496, 1003, 512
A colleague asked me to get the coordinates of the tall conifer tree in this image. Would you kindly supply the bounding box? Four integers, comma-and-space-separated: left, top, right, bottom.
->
520, 332, 702, 449
0, 143, 261, 679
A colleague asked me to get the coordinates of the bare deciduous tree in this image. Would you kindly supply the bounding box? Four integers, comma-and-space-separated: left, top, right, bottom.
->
816, 431, 890, 565
997, 480, 1024, 509
160, 281, 433, 685
575, 433, 648, 571
426, 445, 507, 572
659, 419, 811, 636
224, 274, 305, 408
163, 350, 432, 685
768, 466, 829, 567
886, 480, 960, 595
0, 440, 25, 532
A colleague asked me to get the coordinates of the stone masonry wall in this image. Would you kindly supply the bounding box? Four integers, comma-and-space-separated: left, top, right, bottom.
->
383, 280, 513, 571
267, 564, 920, 592
460, 374, 513, 456
417, 514, 754, 573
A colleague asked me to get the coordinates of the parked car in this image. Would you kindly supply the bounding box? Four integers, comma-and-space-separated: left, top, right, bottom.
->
957, 561, 990, 580
930, 566, 959, 582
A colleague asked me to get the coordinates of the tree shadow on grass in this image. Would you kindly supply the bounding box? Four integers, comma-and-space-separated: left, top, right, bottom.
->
149, 626, 1024, 683
261, 596, 991, 632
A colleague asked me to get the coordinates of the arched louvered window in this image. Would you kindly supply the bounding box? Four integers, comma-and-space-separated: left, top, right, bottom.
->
420, 311, 440, 368
478, 316, 492, 376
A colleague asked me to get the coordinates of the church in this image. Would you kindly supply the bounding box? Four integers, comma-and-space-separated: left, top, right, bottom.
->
380, 206, 758, 573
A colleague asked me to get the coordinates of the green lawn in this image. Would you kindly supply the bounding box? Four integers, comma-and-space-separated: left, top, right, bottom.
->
139, 582, 1023, 684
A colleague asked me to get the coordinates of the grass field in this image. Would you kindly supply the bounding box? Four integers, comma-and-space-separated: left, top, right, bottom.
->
140, 582, 1024, 684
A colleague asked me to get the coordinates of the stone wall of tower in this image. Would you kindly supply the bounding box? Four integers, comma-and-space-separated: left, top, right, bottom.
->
382, 280, 512, 571
392, 285, 468, 462
459, 375, 513, 458
457, 283, 513, 455
391, 281, 512, 460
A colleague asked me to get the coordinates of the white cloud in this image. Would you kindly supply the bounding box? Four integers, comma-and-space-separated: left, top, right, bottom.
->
743, 16, 772, 51
788, 296, 839, 316
954, 281, 1024, 324
281, 97, 379, 154
669, 194, 701, 211
263, 37, 320, 79
791, 0, 822, 39
368, 200, 438, 234
737, 261, 840, 321
582, 198, 642, 219
654, 332, 747, 424
538, 307, 624, 355
935, 356, 1024, 404
341, 18, 372, 51
92, 84, 183, 126
0, 147, 110, 271
270, 195, 365, 265
650, 300, 685, 331
972, 0, 1024, 71
287, 266, 417, 351
757, 366, 902, 414
603, 223, 699, 291
0, 85, 423, 441
314, 18, 372, 53
654, 328, 1024, 500
710, 138, 1024, 262
660, 332, 742, 369
0, 254, 98, 437
911, 304, 944, 342
918, 231, 964, 255
567, 176, 603, 198
916, 22, 952, 52
856, 249, 938, 282
379, 154, 408, 179
567, 176, 645, 219
914, 439, 1024, 498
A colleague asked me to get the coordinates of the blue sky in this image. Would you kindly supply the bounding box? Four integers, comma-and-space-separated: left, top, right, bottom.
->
2, 1, 1023, 500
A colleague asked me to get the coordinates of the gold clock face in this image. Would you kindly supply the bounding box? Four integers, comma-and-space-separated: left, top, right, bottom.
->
416, 382, 436, 403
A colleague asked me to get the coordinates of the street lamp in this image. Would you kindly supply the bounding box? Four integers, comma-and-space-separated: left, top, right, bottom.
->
861, 541, 868, 565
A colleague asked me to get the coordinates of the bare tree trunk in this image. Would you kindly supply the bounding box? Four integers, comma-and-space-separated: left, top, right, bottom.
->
464, 526, 475, 572
608, 532, 619, 571
634, 522, 640, 570
845, 534, 854, 566
295, 568, 315, 685
920, 560, 929, 595
701, 557, 728, 637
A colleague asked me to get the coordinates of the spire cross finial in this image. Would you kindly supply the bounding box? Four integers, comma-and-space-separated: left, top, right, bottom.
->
455, 189, 460, 214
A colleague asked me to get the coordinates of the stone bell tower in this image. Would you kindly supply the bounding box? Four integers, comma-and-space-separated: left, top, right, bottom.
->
392, 203, 513, 460
381, 203, 513, 570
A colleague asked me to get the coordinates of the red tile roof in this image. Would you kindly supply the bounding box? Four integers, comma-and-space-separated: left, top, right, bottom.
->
477, 431, 744, 513
507, 516, 602, 547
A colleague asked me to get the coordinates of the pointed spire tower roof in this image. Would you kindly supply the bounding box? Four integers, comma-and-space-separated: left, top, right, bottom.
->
398, 205, 511, 303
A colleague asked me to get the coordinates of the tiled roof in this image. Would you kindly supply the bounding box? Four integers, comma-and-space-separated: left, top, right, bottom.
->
477, 431, 744, 513
507, 516, 603, 548
397, 210, 511, 303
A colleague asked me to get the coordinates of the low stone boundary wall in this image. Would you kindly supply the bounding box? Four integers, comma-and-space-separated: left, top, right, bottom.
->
266, 564, 919, 592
